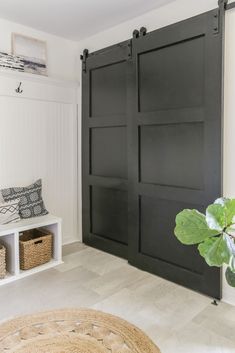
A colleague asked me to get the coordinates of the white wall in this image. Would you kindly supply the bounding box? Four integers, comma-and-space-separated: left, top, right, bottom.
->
0, 18, 79, 81
223, 8, 235, 306
77, 0, 216, 55
77, 0, 235, 305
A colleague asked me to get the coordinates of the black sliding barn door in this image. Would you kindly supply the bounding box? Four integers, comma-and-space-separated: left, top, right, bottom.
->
82, 42, 130, 258
82, 9, 223, 298
128, 10, 222, 299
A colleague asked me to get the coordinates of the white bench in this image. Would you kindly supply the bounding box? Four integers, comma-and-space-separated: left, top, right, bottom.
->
0, 215, 62, 286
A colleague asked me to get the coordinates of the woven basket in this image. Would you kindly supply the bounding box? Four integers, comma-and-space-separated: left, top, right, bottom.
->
19, 229, 52, 270
0, 244, 6, 279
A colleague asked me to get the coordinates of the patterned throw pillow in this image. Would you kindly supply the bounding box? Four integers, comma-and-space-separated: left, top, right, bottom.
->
0, 199, 20, 225
1, 179, 48, 219
0, 192, 4, 204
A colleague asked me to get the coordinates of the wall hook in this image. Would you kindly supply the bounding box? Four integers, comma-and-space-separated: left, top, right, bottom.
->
15, 82, 23, 94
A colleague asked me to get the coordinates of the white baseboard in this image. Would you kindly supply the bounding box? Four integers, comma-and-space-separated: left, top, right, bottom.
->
62, 237, 82, 246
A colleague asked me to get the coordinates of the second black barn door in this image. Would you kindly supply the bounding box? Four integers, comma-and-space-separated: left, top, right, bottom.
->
82, 42, 130, 258
128, 10, 222, 299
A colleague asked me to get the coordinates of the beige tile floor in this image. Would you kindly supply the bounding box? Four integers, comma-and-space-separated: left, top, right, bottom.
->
0, 242, 235, 353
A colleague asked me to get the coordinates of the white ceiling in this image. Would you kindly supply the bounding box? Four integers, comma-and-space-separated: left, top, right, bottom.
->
0, 0, 176, 41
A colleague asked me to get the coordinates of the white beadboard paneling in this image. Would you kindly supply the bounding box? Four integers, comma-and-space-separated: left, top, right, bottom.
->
0, 76, 78, 244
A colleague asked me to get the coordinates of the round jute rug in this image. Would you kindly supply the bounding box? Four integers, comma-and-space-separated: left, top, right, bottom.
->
0, 308, 161, 353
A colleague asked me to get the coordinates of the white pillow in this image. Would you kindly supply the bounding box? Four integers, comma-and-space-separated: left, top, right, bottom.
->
0, 192, 4, 204
0, 199, 20, 225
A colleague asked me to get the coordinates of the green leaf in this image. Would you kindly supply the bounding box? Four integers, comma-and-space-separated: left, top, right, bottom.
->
213, 198, 235, 226
204, 234, 231, 267
224, 233, 235, 256
224, 199, 235, 225
198, 237, 218, 259
214, 197, 229, 206
225, 225, 235, 237
230, 257, 235, 273
206, 204, 226, 232
174, 209, 219, 245
225, 267, 235, 287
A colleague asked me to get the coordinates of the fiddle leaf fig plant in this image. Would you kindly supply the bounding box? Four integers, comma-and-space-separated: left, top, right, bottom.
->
174, 198, 235, 287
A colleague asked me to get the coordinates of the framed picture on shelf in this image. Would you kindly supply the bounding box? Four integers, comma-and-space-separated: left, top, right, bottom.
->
12, 33, 47, 76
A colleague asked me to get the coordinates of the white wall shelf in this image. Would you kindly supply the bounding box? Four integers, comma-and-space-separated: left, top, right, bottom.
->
0, 215, 63, 286
0, 68, 79, 89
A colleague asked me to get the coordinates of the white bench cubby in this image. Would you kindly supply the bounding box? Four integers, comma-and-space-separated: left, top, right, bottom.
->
0, 215, 63, 286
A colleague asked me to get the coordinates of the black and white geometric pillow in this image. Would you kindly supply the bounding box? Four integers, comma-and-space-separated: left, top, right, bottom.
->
0, 192, 4, 204
0, 199, 20, 225
1, 179, 48, 219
